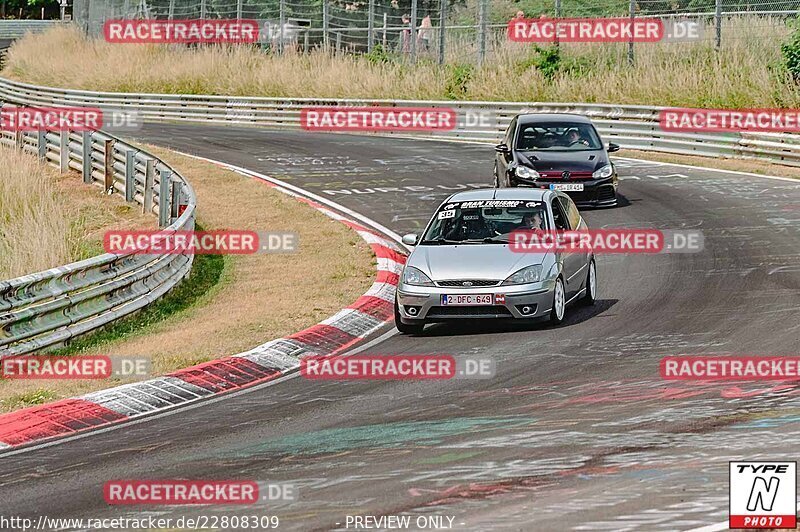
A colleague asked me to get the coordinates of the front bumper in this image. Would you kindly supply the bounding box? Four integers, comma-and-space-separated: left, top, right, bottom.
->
512, 175, 618, 207
396, 280, 557, 322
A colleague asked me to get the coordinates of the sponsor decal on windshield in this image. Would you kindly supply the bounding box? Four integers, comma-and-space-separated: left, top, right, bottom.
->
456, 200, 525, 209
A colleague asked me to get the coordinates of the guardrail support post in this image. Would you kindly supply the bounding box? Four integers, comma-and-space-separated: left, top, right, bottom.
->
125, 149, 135, 202
168, 0, 175, 20
170, 181, 182, 222
59, 131, 69, 173
144, 159, 155, 214
103, 139, 114, 193
14, 130, 22, 151
37, 130, 46, 160
159, 169, 171, 227
82, 131, 92, 183
236, 0, 242, 19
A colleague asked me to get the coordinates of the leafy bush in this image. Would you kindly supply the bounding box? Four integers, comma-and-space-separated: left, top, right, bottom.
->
445, 63, 474, 99
782, 18, 800, 81
365, 44, 391, 64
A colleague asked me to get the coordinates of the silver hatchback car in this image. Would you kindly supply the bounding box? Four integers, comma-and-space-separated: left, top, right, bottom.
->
395, 188, 597, 334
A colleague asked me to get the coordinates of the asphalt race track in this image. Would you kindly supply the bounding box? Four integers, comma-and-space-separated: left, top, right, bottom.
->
1, 123, 799, 531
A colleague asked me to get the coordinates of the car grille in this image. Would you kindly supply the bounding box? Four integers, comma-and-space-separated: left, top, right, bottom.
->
538, 171, 594, 180
597, 185, 616, 201
427, 306, 513, 318
436, 280, 501, 287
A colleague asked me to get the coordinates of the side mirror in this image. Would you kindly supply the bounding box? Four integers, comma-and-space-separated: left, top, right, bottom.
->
607, 142, 620, 153
494, 143, 510, 153
401, 233, 419, 246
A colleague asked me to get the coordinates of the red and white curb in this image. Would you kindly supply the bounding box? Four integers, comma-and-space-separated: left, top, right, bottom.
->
0, 160, 407, 449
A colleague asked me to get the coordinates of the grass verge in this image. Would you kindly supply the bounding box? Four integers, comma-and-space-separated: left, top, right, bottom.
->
4, 20, 800, 107
0, 146, 375, 412
0, 144, 151, 279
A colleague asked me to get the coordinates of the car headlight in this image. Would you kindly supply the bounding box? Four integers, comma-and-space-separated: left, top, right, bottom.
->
402, 266, 435, 287
592, 164, 613, 179
515, 166, 540, 179
502, 264, 544, 285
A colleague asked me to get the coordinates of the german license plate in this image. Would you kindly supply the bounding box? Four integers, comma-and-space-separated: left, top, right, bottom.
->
550, 183, 584, 192
440, 294, 492, 306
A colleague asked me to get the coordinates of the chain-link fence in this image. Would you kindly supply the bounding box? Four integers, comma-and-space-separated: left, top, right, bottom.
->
71, 0, 800, 64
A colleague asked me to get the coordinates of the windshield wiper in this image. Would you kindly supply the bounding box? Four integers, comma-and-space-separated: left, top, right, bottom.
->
419, 237, 466, 245
482, 235, 510, 243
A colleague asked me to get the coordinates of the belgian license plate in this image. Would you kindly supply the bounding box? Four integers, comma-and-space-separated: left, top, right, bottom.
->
440, 294, 492, 306
550, 183, 584, 191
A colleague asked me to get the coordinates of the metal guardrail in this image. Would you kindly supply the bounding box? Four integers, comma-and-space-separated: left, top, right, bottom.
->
0, 105, 196, 357
1, 76, 799, 168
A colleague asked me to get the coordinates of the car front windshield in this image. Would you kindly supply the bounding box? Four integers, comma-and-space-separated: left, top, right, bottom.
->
420, 200, 549, 244
516, 122, 602, 151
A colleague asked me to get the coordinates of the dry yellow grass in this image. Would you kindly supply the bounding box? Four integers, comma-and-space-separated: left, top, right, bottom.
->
4, 18, 800, 107
0, 145, 151, 279
0, 145, 376, 412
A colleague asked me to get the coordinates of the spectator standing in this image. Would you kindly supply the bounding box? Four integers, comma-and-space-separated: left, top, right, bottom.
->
417, 15, 432, 53
400, 14, 411, 54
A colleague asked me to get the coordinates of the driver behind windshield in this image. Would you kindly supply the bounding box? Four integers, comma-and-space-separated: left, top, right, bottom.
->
521, 212, 544, 230
561, 129, 588, 147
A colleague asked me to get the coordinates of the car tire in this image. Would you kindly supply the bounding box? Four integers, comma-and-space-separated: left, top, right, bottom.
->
581, 260, 597, 306
549, 277, 566, 325
394, 298, 425, 335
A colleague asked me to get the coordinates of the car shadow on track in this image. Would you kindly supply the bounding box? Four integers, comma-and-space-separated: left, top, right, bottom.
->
412, 298, 618, 338
578, 192, 633, 211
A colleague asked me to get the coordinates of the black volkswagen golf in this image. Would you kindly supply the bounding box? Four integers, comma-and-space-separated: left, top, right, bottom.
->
493, 113, 620, 207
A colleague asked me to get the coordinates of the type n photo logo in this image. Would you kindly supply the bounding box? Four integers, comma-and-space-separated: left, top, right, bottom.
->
729, 461, 797, 529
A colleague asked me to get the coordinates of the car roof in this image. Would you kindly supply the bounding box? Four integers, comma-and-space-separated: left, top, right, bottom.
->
445, 188, 551, 202
516, 113, 593, 125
